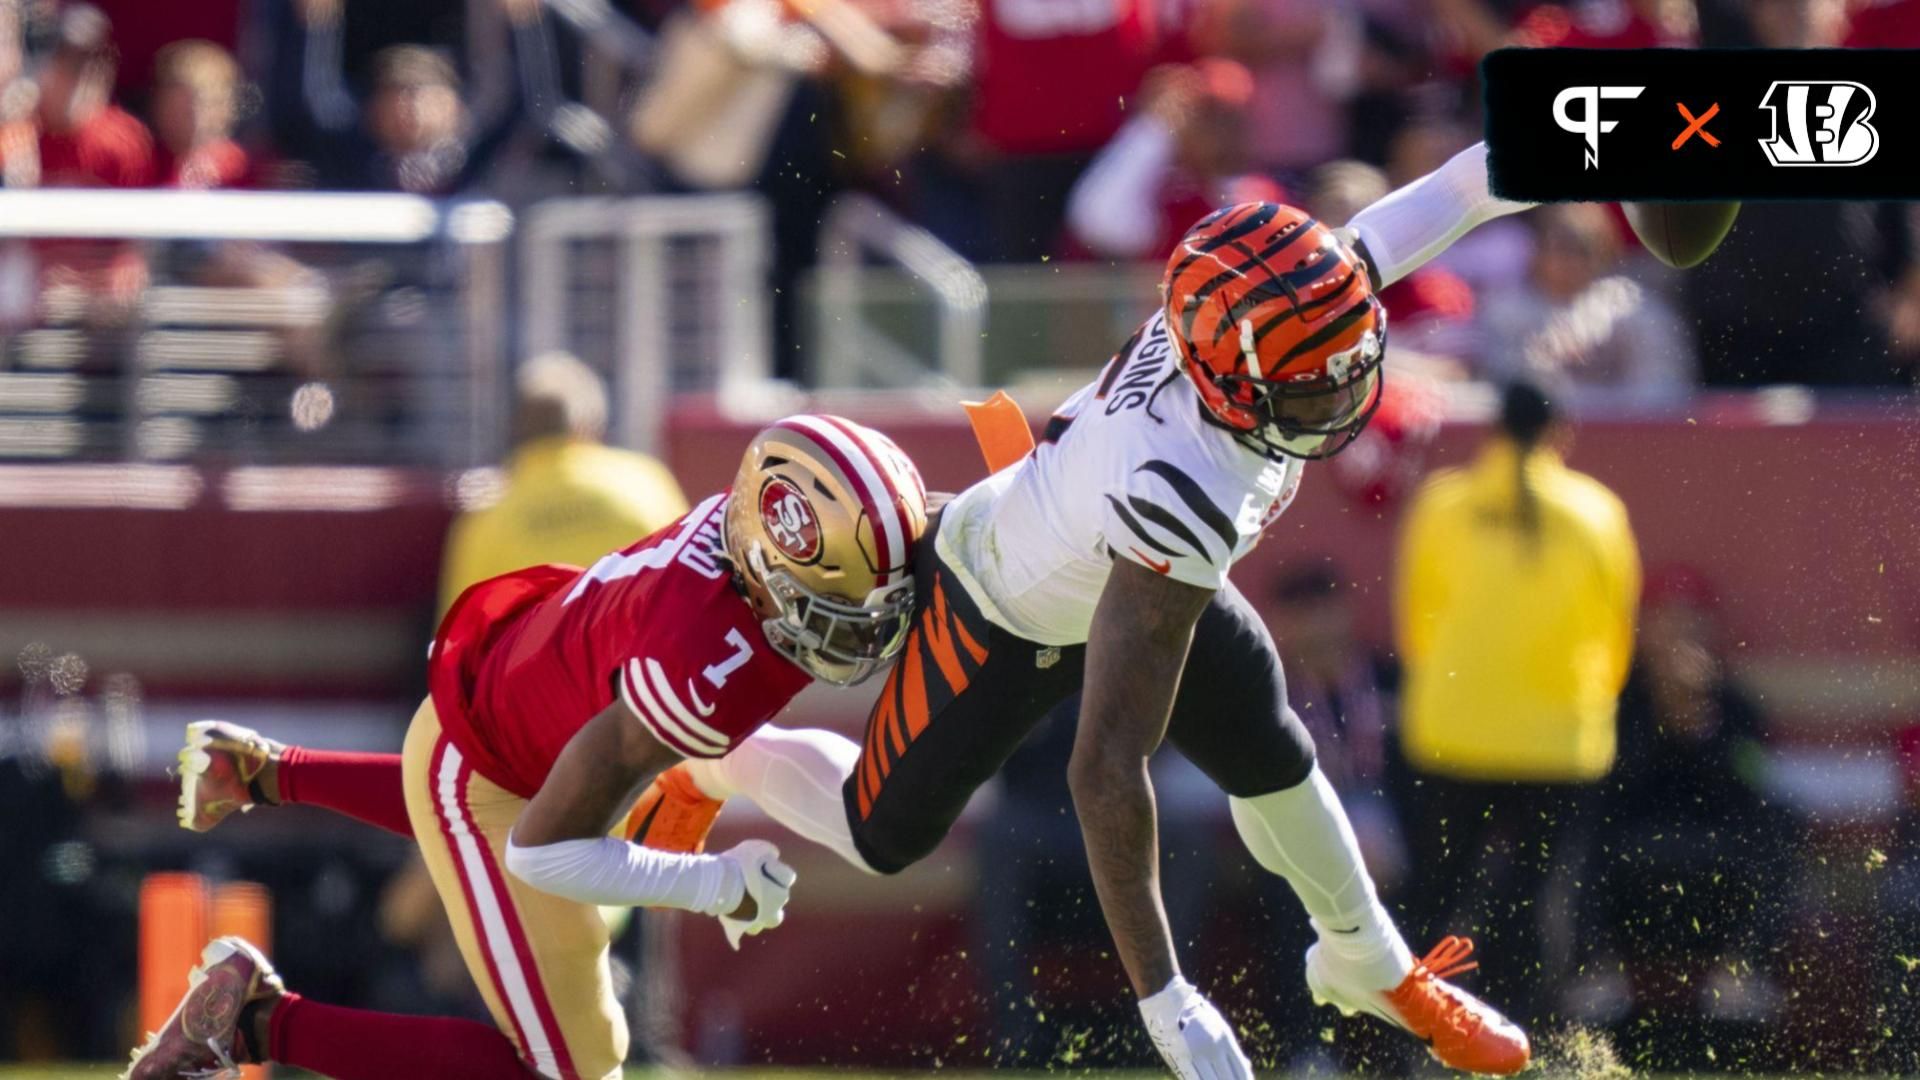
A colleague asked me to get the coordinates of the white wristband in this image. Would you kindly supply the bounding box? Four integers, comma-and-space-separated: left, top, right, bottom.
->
1139, 975, 1197, 1016
504, 835, 744, 914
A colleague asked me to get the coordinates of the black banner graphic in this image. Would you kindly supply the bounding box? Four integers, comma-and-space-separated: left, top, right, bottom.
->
1484, 48, 1920, 201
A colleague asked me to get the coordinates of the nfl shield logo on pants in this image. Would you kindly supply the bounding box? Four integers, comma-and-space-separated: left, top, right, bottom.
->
1035, 647, 1061, 670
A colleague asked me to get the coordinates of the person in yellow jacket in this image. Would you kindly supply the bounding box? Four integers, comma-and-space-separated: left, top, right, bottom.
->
440, 352, 689, 615
1391, 377, 1639, 1025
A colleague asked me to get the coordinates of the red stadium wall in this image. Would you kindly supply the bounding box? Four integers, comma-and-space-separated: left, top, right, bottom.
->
0, 399, 1912, 727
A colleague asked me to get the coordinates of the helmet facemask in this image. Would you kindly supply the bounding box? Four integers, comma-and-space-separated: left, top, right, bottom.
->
747, 543, 914, 687
724, 415, 929, 687
1178, 295, 1388, 462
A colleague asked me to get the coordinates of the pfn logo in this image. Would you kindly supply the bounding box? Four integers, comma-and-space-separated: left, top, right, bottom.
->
1758, 81, 1879, 166
1553, 85, 1645, 169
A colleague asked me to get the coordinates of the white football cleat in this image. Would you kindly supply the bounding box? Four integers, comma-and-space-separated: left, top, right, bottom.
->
1307, 935, 1531, 1075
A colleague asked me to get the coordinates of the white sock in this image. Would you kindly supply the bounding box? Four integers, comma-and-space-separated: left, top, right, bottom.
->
684, 726, 877, 874
1230, 766, 1414, 990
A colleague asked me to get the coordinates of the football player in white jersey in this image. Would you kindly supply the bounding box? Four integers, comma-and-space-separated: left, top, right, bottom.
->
633, 142, 1534, 1078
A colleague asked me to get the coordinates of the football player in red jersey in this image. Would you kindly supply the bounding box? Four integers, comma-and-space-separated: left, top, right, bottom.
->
125, 415, 928, 1080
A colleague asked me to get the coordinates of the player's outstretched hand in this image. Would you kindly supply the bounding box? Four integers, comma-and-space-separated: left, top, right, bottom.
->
715, 840, 797, 950
1138, 976, 1253, 1080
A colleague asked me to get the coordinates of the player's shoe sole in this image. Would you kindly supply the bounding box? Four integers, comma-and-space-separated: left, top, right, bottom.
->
178, 721, 282, 832
123, 936, 282, 1080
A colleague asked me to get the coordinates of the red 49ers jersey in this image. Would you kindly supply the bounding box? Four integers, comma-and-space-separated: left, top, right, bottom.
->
428, 492, 811, 798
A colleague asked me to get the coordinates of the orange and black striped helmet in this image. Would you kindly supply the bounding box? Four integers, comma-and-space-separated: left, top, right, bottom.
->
1162, 202, 1386, 460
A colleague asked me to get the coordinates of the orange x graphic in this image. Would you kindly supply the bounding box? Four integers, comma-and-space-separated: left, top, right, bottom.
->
1673, 102, 1721, 149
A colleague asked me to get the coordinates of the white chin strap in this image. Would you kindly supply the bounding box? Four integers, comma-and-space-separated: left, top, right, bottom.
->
1240, 318, 1259, 376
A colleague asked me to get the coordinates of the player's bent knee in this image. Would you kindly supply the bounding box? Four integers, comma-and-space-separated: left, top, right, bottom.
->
848, 812, 944, 875
1220, 742, 1318, 800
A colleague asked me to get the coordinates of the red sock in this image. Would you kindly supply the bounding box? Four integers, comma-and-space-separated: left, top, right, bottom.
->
277, 747, 412, 837
270, 992, 532, 1080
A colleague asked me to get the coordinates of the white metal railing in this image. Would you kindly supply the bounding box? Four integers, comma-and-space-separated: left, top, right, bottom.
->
0, 189, 513, 244
521, 194, 773, 453
809, 251, 1151, 389
813, 193, 986, 389
0, 189, 514, 466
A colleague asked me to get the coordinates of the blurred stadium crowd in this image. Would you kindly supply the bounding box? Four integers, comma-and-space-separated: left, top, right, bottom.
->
0, 0, 1918, 1075
0, 0, 1914, 391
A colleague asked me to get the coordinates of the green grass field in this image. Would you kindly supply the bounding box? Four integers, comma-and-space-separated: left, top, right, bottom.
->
0, 1068, 1858, 1076
0, 1060, 1159, 1068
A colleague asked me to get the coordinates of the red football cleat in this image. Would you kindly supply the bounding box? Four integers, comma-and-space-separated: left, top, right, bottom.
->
178, 721, 283, 833
123, 936, 282, 1080
1307, 935, 1532, 1075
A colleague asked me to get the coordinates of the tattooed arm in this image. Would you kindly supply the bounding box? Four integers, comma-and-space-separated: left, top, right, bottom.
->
1069, 557, 1214, 998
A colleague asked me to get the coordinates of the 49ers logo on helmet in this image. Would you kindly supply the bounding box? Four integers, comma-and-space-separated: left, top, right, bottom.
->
760, 477, 821, 563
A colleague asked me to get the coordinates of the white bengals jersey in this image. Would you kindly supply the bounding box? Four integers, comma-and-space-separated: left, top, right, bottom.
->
937, 310, 1305, 647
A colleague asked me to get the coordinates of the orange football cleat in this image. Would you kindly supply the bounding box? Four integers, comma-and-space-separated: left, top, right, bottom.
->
178, 721, 284, 833
624, 764, 725, 854
1307, 935, 1531, 1075
123, 936, 282, 1080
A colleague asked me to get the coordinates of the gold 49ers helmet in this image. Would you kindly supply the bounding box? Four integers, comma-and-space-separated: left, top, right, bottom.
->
1164, 202, 1386, 460
724, 415, 929, 686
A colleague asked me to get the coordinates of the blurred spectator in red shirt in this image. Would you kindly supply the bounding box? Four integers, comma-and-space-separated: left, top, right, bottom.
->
2, 3, 154, 190
0, 4, 153, 317
150, 40, 253, 190
1063, 59, 1281, 262
147, 41, 325, 377
971, 0, 1171, 259
1432, 0, 1694, 66
1846, 0, 1920, 46
1191, 0, 1359, 178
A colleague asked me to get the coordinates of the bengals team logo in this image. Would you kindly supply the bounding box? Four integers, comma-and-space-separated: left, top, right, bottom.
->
759, 477, 821, 563
1758, 81, 1879, 167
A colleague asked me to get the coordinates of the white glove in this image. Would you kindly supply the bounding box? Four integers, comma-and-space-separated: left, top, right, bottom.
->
1138, 976, 1253, 1080
714, 839, 796, 950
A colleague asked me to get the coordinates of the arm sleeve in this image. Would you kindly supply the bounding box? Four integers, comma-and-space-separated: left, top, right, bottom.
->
299, 11, 359, 136
1065, 117, 1179, 260
1099, 463, 1242, 592
1346, 142, 1534, 289
504, 835, 743, 911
